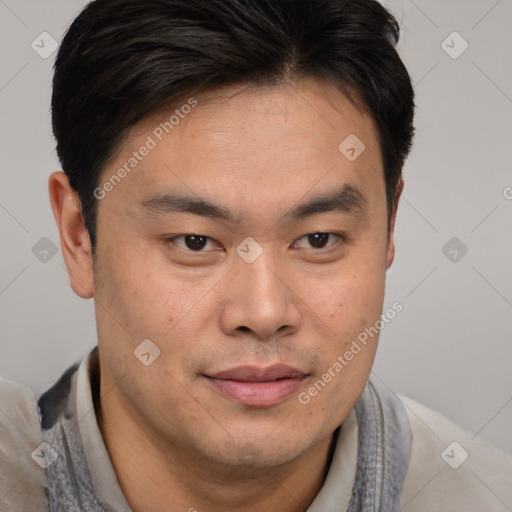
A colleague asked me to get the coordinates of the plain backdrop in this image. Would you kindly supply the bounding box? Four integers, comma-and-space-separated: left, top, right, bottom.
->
0, 0, 511, 455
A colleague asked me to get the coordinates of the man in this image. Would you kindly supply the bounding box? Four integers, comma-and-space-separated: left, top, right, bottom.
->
0, 0, 510, 511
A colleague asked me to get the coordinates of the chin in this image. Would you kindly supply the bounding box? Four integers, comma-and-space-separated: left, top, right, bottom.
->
198, 430, 314, 472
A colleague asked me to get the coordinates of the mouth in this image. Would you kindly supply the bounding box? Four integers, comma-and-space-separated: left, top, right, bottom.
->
203, 365, 308, 408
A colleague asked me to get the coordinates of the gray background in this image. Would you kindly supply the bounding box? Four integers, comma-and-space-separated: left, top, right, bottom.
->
0, 0, 511, 455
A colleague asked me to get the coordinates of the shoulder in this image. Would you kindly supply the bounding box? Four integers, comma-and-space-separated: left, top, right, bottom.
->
398, 394, 512, 511
0, 377, 49, 511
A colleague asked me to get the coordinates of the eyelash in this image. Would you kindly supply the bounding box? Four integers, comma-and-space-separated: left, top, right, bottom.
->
166, 233, 344, 253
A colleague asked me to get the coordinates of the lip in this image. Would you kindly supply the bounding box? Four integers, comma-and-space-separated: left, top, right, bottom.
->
204, 365, 308, 407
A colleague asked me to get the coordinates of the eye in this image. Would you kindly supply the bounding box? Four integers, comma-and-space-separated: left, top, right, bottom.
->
292, 232, 342, 250
168, 234, 220, 252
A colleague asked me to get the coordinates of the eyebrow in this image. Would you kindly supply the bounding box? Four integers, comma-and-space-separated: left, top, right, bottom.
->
138, 183, 367, 223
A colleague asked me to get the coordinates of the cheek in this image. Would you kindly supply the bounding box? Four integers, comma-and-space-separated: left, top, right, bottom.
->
310, 259, 385, 331
95, 243, 200, 335
100, 270, 168, 335
95, 248, 232, 386
301, 257, 385, 383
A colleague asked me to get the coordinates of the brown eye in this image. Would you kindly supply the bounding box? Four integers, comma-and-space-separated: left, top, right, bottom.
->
169, 235, 218, 252
293, 233, 341, 250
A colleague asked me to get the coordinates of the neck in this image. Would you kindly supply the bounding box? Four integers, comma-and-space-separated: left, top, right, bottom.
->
96, 387, 337, 512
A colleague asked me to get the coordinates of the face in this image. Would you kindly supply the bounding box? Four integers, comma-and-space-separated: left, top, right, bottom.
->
82, 78, 398, 469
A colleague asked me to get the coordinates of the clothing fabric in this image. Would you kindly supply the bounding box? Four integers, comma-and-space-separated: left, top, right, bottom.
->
1, 346, 511, 512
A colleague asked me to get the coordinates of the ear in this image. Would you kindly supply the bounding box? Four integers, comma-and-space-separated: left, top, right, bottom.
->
48, 171, 94, 299
385, 178, 404, 269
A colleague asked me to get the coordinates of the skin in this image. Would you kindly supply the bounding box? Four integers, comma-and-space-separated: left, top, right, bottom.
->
49, 77, 403, 512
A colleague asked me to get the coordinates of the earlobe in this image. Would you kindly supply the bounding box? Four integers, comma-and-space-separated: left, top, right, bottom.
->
385, 178, 404, 269
48, 171, 94, 299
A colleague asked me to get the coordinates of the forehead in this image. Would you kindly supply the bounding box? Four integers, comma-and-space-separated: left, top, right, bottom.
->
135, 78, 377, 149
99, 78, 384, 216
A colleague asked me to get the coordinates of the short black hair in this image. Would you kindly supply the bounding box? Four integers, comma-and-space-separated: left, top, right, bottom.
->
51, 0, 415, 250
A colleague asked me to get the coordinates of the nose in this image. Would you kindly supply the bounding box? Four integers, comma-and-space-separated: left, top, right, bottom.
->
219, 246, 302, 341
